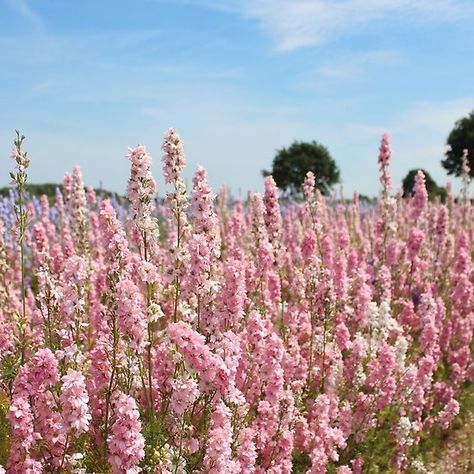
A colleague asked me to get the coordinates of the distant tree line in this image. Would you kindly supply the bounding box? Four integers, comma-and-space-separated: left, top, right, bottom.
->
0, 183, 122, 202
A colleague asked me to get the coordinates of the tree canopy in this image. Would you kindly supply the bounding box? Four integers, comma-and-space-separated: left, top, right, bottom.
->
402, 169, 446, 201
263, 140, 340, 197
442, 110, 474, 178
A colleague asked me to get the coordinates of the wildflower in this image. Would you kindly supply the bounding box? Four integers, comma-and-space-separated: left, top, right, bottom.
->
263, 175, 282, 243
203, 401, 239, 473
60, 369, 91, 435
108, 392, 145, 474
126, 144, 157, 230
116, 278, 147, 351
170, 375, 199, 416
378, 133, 392, 191
192, 165, 221, 257
29, 348, 60, 391
162, 128, 186, 184
438, 398, 460, 429
411, 170, 428, 221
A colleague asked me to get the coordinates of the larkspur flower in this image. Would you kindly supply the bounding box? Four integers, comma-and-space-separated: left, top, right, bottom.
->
108, 392, 145, 474
60, 369, 91, 435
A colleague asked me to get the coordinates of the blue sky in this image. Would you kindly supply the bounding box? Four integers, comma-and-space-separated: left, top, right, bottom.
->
0, 0, 473, 197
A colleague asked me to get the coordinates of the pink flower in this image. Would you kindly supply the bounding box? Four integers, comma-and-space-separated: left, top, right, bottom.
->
338, 467, 352, 474
263, 175, 282, 242
7, 396, 35, 451
99, 199, 130, 268
237, 427, 257, 473
168, 321, 231, 395
192, 165, 221, 257
60, 369, 91, 435
438, 398, 460, 429
303, 171, 316, 200
29, 348, 60, 391
161, 128, 186, 184
138, 260, 159, 284
378, 133, 392, 191
407, 227, 424, 260
108, 392, 145, 474
116, 278, 147, 351
335, 322, 351, 351
126, 144, 157, 229
218, 257, 246, 330
64, 255, 88, 282
170, 375, 199, 416
301, 230, 317, 261
203, 400, 239, 473
411, 170, 428, 221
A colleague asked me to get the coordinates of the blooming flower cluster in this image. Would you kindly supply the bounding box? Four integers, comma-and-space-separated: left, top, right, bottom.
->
0, 130, 472, 472
60, 368, 91, 435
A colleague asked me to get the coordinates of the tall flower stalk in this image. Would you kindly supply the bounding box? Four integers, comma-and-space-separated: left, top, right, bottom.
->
377, 133, 394, 262
126, 144, 159, 420
10, 131, 30, 364
460, 148, 471, 227
161, 128, 189, 323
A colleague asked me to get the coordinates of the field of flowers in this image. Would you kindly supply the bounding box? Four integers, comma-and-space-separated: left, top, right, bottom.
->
0, 129, 472, 473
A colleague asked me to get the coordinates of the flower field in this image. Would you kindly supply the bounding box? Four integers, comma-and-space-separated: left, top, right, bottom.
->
0, 129, 472, 473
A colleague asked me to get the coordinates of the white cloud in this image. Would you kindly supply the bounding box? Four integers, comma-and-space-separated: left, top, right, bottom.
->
183, 0, 474, 51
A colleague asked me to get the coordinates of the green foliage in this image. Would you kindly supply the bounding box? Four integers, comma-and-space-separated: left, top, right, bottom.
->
0, 395, 10, 466
352, 424, 396, 473
141, 418, 169, 470
0, 183, 123, 202
335, 407, 398, 474
442, 110, 474, 178
263, 141, 340, 197
0, 355, 20, 396
414, 381, 474, 469
359, 194, 376, 203
292, 451, 311, 472
0, 183, 56, 199
402, 169, 447, 201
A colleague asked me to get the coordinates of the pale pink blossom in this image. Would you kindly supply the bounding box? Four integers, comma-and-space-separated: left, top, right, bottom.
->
60, 369, 91, 435
108, 392, 145, 474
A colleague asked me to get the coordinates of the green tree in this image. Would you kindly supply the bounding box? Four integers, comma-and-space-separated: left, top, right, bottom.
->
442, 110, 474, 178
402, 169, 447, 201
263, 140, 340, 197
